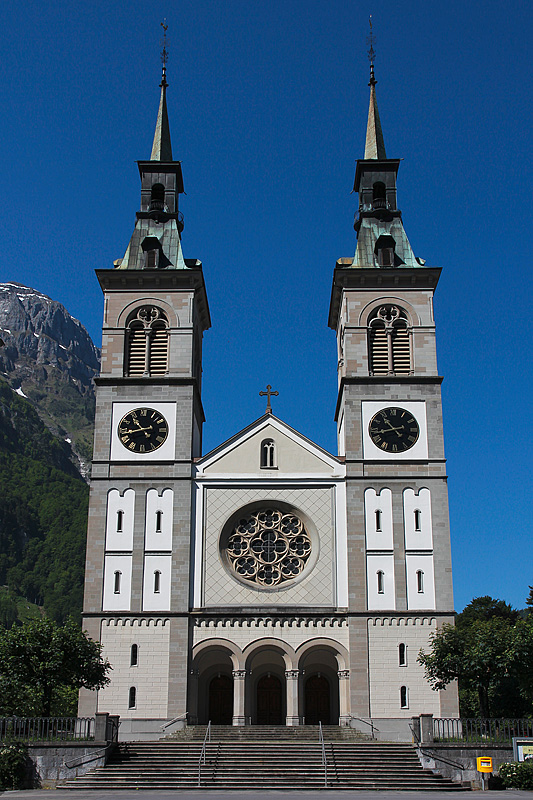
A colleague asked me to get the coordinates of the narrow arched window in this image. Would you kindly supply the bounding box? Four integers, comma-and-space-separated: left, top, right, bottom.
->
416, 569, 424, 593
414, 509, 422, 532
373, 182, 386, 205
399, 643, 407, 666
375, 509, 382, 532
155, 510, 163, 533
154, 570, 161, 594
113, 571, 122, 594
400, 686, 408, 708
260, 439, 276, 468
116, 510, 124, 533
145, 249, 159, 269
377, 570, 385, 594
150, 183, 165, 211
130, 644, 138, 667
128, 686, 136, 709
126, 306, 169, 377
369, 306, 411, 375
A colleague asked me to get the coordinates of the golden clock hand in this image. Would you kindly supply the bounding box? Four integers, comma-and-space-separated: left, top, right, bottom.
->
121, 425, 153, 435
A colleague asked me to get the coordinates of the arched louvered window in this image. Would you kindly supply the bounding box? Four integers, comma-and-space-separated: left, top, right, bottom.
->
125, 306, 169, 377
368, 305, 411, 375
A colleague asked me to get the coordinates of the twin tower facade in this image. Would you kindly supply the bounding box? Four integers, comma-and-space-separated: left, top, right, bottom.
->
79, 65, 459, 739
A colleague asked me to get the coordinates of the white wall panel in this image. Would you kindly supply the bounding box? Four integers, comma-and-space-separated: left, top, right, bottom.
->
143, 554, 171, 611
103, 555, 132, 611
105, 489, 135, 551
367, 554, 396, 610
145, 488, 173, 551
365, 488, 393, 550
406, 554, 435, 610
403, 488, 433, 550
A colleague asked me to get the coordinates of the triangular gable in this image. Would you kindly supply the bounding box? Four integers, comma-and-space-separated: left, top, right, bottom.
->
196, 415, 343, 478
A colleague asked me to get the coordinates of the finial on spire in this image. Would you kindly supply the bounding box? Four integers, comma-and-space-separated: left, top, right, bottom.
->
367, 16, 376, 86
160, 19, 169, 87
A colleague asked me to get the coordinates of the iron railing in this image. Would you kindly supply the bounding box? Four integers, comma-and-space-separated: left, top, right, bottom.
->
318, 720, 328, 788
197, 720, 211, 787
434, 718, 533, 744
0, 716, 95, 741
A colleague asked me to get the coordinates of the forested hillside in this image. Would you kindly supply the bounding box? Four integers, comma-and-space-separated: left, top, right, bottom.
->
0, 283, 99, 624
0, 380, 89, 622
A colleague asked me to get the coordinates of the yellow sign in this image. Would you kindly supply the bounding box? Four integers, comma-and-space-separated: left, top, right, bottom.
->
477, 757, 493, 773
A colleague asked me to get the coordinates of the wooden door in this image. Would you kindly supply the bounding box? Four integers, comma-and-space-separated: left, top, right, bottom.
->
256, 674, 283, 724
305, 674, 330, 724
208, 675, 233, 724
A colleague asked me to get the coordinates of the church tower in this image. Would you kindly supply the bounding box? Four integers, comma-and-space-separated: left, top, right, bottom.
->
79, 51, 211, 736
328, 57, 458, 721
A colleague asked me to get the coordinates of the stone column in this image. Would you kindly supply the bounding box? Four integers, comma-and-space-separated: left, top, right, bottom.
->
285, 670, 300, 726
188, 669, 199, 725
338, 670, 350, 726
232, 670, 247, 726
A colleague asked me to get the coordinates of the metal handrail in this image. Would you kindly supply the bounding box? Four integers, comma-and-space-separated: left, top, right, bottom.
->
319, 721, 328, 788
350, 716, 379, 739
197, 721, 211, 787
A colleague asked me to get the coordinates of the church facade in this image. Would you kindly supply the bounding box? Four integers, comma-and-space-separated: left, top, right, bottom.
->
79, 58, 459, 739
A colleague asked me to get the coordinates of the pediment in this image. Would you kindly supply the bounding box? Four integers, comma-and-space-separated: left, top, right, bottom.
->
196, 415, 343, 478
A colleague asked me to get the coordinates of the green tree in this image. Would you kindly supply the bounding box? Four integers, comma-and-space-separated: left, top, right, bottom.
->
0, 617, 110, 716
456, 595, 519, 628
526, 586, 533, 610
418, 616, 533, 717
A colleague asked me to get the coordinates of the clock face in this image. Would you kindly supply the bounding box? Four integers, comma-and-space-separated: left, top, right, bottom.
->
117, 408, 169, 454
369, 407, 420, 453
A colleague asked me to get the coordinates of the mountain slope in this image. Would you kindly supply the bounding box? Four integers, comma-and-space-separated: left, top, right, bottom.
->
0, 282, 99, 477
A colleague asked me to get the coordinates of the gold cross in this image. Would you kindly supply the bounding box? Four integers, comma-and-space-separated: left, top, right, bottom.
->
259, 384, 279, 414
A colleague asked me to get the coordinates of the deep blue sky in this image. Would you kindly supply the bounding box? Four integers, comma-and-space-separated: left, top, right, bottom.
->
1, 0, 531, 612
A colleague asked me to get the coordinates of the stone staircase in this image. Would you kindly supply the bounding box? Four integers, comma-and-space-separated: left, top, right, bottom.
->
170, 723, 372, 741
60, 726, 468, 790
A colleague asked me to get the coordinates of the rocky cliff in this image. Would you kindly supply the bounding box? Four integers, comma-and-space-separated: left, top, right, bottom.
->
0, 283, 100, 477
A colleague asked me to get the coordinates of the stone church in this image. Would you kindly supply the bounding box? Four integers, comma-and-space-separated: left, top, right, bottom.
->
79, 54, 459, 740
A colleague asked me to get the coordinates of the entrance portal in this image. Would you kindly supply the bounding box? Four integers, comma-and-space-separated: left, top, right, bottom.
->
256, 674, 282, 724
208, 675, 233, 724
305, 674, 330, 724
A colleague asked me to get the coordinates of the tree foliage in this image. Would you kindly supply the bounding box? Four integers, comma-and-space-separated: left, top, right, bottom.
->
418, 599, 533, 717
0, 618, 110, 716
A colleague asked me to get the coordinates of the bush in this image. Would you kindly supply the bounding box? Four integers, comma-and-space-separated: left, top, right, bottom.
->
0, 741, 27, 789
499, 760, 533, 789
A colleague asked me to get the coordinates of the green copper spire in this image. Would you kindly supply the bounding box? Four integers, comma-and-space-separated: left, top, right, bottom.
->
363, 18, 386, 160
150, 23, 173, 161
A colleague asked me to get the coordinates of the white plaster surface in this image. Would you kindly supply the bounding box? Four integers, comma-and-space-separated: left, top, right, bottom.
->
365, 488, 393, 550
142, 554, 172, 611
145, 488, 173, 551
403, 488, 433, 550
102, 555, 132, 611
366, 554, 396, 610
406, 554, 436, 610
105, 489, 135, 551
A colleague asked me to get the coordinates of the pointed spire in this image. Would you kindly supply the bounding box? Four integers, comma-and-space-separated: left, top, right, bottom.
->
150, 22, 173, 162
364, 17, 386, 160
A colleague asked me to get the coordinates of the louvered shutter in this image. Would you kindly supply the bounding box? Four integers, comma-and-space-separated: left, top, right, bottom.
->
127, 323, 146, 375
370, 324, 388, 374
149, 321, 168, 375
392, 325, 410, 374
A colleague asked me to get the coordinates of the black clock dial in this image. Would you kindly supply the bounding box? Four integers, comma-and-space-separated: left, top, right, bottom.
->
369, 407, 420, 453
118, 408, 169, 453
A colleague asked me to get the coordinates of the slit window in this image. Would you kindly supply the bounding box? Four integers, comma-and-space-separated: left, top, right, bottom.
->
128, 686, 136, 709
130, 644, 138, 667
113, 571, 122, 594
414, 509, 422, 531
375, 509, 382, 532
155, 510, 163, 533
416, 569, 424, 593
399, 643, 407, 666
116, 510, 124, 533
400, 686, 408, 709
377, 570, 385, 594
154, 570, 161, 594
260, 439, 276, 468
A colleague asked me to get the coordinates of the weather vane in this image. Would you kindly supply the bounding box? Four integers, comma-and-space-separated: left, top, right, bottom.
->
367, 15, 376, 86
160, 20, 169, 85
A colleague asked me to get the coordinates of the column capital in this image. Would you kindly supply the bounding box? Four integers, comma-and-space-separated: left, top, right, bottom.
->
337, 669, 350, 680
285, 669, 299, 679
232, 669, 247, 679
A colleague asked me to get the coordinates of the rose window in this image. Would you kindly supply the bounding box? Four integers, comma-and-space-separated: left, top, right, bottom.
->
226, 509, 312, 587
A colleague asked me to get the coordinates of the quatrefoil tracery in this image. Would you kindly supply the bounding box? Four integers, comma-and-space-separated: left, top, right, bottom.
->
226, 509, 312, 587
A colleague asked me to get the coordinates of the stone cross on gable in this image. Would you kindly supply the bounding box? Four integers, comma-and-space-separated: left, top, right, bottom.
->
259, 384, 279, 414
